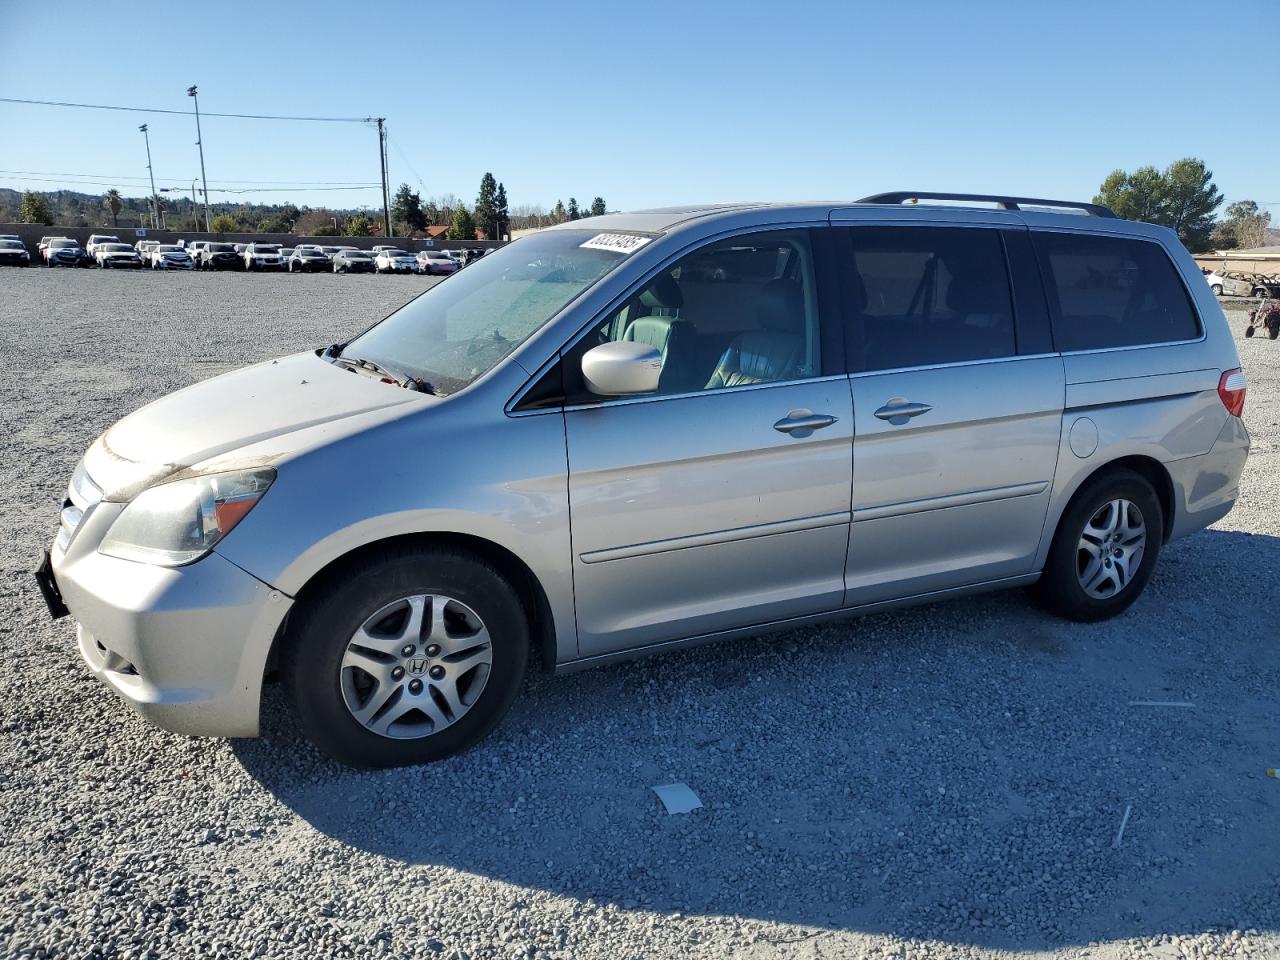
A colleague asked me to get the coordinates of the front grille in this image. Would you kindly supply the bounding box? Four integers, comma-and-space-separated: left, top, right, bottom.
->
56, 461, 102, 552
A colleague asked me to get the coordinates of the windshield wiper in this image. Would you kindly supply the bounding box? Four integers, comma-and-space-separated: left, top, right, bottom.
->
328, 350, 438, 395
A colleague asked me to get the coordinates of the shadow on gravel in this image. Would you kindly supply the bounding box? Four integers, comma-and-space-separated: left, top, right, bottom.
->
232, 529, 1280, 951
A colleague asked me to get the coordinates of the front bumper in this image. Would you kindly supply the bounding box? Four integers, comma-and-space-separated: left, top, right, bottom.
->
47, 502, 293, 737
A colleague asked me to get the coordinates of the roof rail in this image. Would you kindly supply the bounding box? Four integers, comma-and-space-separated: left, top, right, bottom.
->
858, 191, 1116, 219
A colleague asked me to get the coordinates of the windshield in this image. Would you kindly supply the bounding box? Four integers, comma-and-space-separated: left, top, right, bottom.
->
50, 239, 77, 248
253, 244, 282, 252
343, 251, 371, 259
102, 244, 132, 252
157, 245, 182, 253
342, 229, 639, 393
384, 250, 410, 257
210, 243, 234, 252
0, 240, 23, 249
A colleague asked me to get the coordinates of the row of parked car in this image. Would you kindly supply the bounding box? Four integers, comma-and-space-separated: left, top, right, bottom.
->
0, 233, 487, 276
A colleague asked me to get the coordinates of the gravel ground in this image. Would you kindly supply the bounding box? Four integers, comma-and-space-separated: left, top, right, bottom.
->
0, 269, 1277, 960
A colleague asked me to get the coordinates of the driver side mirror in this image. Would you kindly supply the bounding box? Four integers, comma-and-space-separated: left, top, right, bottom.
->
581, 341, 662, 397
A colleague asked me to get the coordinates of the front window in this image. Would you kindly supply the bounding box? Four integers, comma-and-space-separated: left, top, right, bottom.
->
209, 243, 234, 252
254, 244, 282, 253
342, 229, 641, 394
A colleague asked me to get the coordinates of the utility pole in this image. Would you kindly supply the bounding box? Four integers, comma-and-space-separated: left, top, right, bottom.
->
138, 123, 159, 229
375, 118, 391, 239
187, 85, 211, 231
191, 178, 199, 230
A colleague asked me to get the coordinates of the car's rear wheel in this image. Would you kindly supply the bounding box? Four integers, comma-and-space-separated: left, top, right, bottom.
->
1033, 468, 1163, 622
1211, 284, 1223, 296
283, 546, 529, 768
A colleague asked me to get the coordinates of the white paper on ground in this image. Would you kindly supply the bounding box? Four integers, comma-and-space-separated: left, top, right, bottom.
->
652, 782, 703, 815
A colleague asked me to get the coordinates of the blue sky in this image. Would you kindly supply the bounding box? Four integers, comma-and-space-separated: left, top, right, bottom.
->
2, 0, 1277, 217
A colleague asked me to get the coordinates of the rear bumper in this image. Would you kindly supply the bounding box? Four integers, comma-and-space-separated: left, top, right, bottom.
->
1167, 414, 1250, 540
51, 511, 292, 737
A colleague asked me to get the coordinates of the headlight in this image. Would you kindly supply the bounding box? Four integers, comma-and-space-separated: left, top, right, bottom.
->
99, 468, 275, 566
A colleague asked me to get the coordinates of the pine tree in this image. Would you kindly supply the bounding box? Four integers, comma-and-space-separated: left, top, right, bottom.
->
590, 197, 606, 217
448, 204, 477, 241
552, 199, 566, 223
19, 191, 52, 225
391, 183, 426, 236
475, 172, 498, 240
567, 197, 580, 221
494, 182, 509, 240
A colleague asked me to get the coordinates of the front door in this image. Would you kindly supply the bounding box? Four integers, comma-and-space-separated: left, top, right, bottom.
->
563, 229, 854, 656
836, 224, 1065, 605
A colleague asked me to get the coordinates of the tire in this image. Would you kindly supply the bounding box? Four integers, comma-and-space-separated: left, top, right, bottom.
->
282, 546, 529, 768
1032, 468, 1163, 623
1246, 325, 1256, 338
1211, 284, 1223, 296
1269, 323, 1280, 341
1254, 288, 1268, 299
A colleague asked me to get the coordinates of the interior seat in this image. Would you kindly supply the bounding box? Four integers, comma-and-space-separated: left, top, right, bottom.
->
704, 279, 806, 389
621, 275, 699, 392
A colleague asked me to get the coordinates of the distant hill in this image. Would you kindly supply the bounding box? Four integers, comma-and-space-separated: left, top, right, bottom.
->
0, 187, 370, 234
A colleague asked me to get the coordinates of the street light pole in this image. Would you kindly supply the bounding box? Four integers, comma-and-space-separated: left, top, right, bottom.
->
374, 118, 391, 239
187, 85, 211, 231
138, 123, 159, 229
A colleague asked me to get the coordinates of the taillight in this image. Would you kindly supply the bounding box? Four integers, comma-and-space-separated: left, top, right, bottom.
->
1218, 368, 1246, 417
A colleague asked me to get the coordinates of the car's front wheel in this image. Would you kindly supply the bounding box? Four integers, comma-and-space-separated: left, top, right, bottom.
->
1211, 284, 1223, 296
1033, 468, 1163, 622
283, 546, 529, 767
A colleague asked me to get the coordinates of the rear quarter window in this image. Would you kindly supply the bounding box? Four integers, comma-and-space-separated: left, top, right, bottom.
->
1032, 232, 1200, 351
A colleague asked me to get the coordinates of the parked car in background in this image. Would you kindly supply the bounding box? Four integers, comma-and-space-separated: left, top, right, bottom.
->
44, 238, 88, 267
195, 242, 241, 271
233, 243, 248, 254
0, 238, 31, 266
374, 248, 417, 274
0, 233, 21, 241
371, 245, 397, 255
280, 247, 295, 260
188, 241, 210, 262
332, 249, 374, 273
243, 243, 285, 271
93, 243, 143, 269
416, 250, 459, 276
288, 247, 331, 273
38, 236, 55, 258
149, 244, 197, 270
86, 234, 120, 258
318, 245, 345, 260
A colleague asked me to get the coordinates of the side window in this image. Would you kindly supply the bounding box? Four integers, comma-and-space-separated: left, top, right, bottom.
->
565, 229, 821, 399
1032, 232, 1200, 351
842, 227, 1016, 372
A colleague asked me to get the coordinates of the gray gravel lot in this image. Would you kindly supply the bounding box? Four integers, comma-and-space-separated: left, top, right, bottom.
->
1, 268, 1277, 960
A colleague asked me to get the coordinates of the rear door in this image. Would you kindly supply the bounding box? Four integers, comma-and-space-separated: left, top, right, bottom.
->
834, 223, 1066, 605
562, 228, 854, 656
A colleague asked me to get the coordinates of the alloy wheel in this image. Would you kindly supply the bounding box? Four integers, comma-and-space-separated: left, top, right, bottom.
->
340, 594, 493, 739
1076, 499, 1146, 599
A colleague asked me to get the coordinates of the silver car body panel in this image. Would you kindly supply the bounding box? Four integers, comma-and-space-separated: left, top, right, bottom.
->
48, 200, 1249, 736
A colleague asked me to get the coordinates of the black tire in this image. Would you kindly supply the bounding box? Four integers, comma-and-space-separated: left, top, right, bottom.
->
1269, 323, 1279, 341
1211, 284, 1223, 296
282, 546, 529, 768
1032, 468, 1163, 623
1254, 288, 1268, 299
1246, 325, 1256, 338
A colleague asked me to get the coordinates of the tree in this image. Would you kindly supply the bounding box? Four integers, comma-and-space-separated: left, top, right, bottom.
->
19, 191, 52, 224
1094, 157, 1222, 252
1212, 199, 1271, 251
345, 213, 376, 237
257, 214, 293, 233
474, 172, 498, 240
552, 199, 566, 224
447, 204, 476, 241
104, 189, 122, 227
590, 196, 606, 217
566, 197, 580, 221
494, 182, 509, 240
295, 210, 340, 236
210, 213, 240, 233
391, 183, 426, 236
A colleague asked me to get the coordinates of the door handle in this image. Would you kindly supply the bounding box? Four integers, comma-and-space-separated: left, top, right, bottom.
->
773, 409, 838, 437
873, 399, 933, 425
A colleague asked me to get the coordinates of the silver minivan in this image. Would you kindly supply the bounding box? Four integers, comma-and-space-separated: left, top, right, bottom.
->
37, 192, 1251, 767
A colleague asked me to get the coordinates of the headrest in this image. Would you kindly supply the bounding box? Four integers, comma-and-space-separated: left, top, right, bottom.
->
638, 273, 683, 310
757, 279, 804, 331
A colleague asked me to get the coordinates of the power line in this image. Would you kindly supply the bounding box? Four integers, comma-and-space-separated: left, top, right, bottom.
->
0, 174, 380, 194
0, 169, 380, 187
0, 95, 373, 123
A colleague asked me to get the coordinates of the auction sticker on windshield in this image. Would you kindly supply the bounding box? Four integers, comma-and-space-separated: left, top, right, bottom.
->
579, 233, 651, 255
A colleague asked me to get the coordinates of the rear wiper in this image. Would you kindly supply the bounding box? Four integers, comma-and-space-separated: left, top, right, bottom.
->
328, 351, 438, 395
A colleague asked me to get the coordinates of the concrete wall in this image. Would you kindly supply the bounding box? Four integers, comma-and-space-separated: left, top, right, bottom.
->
0, 223, 504, 254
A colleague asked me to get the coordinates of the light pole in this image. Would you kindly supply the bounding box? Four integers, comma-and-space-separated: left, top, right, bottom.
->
331, 216, 339, 234
138, 123, 159, 229
187, 85, 211, 231
160, 179, 201, 230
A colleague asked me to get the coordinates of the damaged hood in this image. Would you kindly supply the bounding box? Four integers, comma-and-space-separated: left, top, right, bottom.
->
84, 351, 425, 500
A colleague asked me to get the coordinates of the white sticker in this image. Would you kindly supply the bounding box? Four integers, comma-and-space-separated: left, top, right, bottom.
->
580, 233, 651, 255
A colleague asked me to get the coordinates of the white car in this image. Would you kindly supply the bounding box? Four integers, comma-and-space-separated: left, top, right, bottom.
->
93, 243, 144, 269
416, 250, 459, 276
374, 249, 418, 274
1203, 271, 1255, 298
243, 243, 286, 271
149, 244, 197, 270
86, 234, 121, 258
